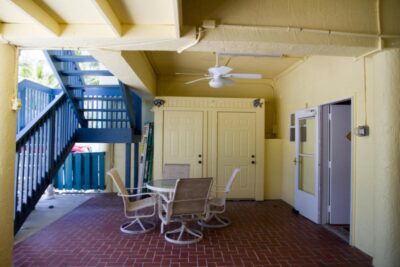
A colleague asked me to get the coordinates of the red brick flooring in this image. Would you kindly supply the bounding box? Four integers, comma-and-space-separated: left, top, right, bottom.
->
13, 194, 372, 267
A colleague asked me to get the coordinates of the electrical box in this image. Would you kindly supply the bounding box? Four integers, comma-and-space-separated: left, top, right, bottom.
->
354, 125, 369, 137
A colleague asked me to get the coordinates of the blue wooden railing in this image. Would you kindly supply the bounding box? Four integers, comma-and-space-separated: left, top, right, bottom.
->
81, 88, 131, 128
14, 93, 79, 233
54, 152, 105, 190
17, 79, 62, 133
13, 50, 143, 234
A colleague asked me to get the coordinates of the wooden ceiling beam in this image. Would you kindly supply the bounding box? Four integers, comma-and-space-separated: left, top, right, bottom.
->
7, 0, 60, 36
91, 0, 122, 37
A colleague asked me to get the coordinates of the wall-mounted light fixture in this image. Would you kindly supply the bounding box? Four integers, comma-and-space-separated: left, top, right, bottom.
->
153, 99, 165, 107
253, 98, 263, 108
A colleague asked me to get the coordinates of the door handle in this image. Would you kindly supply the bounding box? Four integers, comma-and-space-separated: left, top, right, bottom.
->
251, 161, 256, 164
251, 155, 255, 158
198, 160, 202, 164
293, 157, 302, 165
198, 154, 202, 158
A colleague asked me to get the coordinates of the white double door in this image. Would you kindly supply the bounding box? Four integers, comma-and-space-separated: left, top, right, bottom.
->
163, 110, 256, 199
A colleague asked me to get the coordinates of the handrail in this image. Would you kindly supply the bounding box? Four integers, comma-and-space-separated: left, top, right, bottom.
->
17, 79, 62, 132
18, 79, 61, 95
14, 91, 79, 233
16, 93, 65, 146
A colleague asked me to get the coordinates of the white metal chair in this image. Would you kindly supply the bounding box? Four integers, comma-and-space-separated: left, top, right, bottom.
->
159, 177, 213, 244
199, 168, 240, 228
163, 163, 190, 179
107, 168, 157, 234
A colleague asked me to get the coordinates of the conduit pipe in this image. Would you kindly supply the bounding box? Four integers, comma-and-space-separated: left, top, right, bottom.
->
355, 0, 383, 60
218, 23, 400, 39
177, 27, 203, 53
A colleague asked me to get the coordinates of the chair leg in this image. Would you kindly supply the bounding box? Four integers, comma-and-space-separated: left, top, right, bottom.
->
198, 214, 231, 228
120, 218, 155, 234
164, 222, 203, 245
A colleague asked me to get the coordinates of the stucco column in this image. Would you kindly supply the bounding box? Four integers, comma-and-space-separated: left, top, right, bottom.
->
372, 49, 400, 267
0, 44, 18, 266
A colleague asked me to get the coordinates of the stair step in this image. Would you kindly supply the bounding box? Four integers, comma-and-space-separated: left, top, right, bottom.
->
60, 70, 113, 76
66, 85, 120, 90
51, 55, 96, 62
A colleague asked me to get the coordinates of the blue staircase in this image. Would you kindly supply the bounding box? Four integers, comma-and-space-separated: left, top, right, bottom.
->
14, 50, 142, 233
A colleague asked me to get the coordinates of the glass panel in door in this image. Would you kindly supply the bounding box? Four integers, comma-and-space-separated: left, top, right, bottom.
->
299, 117, 315, 195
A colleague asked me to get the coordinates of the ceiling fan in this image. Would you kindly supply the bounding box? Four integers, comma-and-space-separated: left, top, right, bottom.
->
179, 53, 263, 89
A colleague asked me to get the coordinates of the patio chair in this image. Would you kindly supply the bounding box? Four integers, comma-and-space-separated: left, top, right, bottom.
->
163, 163, 190, 179
159, 177, 213, 244
199, 168, 240, 228
107, 168, 157, 234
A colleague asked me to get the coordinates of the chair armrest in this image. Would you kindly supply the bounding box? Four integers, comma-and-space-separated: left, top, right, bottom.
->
117, 192, 156, 198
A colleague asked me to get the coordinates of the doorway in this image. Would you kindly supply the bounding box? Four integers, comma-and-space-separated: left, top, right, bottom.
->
320, 99, 352, 243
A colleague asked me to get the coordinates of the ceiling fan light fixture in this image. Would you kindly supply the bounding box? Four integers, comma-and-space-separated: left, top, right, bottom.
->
209, 78, 224, 88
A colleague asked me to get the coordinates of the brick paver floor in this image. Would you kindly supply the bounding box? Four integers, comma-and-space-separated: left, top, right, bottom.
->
13, 194, 372, 266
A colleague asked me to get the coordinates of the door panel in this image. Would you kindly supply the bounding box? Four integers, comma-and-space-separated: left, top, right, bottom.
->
217, 112, 256, 199
329, 105, 351, 224
295, 108, 320, 223
163, 111, 203, 177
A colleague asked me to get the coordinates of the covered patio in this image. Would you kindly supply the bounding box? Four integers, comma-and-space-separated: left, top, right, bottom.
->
1, 1, 400, 266
13, 194, 371, 266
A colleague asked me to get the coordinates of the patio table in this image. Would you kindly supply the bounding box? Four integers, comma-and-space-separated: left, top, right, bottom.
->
146, 178, 178, 194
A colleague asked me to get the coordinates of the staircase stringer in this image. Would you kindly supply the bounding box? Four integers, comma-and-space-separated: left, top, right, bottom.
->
43, 51, 88, 128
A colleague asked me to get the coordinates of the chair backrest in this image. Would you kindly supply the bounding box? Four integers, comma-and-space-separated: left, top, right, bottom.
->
171, 177, 213, 216
224, 168, 240, 193
107, 168, 129, 208
163, 163, 190, 179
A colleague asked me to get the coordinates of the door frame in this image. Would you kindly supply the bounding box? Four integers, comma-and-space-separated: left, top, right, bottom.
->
294, 107, 321, 224
319, 97, 353, 244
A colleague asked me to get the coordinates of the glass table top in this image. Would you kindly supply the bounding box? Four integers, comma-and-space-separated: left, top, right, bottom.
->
146, 178, 178, 192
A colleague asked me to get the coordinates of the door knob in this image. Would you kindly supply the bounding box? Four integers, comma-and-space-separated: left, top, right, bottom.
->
251, 161, 256, 164
198, 160, 202, 164
251, 155, 255, 158
198, 154, 202, 158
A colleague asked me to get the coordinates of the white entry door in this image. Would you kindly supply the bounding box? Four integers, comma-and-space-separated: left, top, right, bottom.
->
163, 111, 203, 177
294, 108, 320, 223
217, 112, 256, 199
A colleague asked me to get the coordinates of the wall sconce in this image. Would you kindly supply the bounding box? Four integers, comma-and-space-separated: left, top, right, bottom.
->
253, 98, 263, 108
153, 99, 165, 107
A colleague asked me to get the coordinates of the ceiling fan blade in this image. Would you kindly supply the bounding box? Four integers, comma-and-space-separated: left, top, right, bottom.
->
225, 73, 262, 79
176, 72, 206, 76
185, 76, 212, 84
221, 77, 235, 86
209, 66, 232, 76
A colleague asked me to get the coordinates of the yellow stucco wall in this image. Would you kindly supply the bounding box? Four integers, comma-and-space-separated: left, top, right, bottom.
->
275, 55, 372, 253
369, 49, 400, 267
264, 139, 282, 199
0, 44, 18, 267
